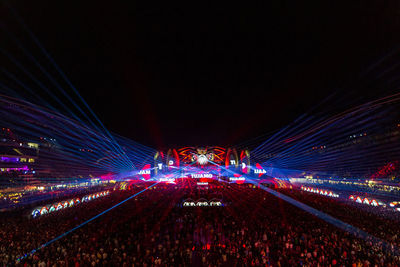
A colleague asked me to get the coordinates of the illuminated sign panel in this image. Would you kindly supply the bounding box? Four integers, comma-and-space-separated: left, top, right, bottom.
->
159, 177, 175, 183
229, 177, 245, 181
138, 169, 150, 175
241, 163, 247, 170
254, 163, 267, 177
138, 164, 151, 180
190, 173, 213, 178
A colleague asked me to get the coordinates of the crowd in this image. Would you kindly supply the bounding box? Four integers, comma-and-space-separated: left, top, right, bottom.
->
277, 188, 400, 252
0, 183, 399, 266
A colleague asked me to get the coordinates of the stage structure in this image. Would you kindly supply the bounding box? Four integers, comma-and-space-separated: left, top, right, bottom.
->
128, 146, 275, 184
154, 147, 241, 176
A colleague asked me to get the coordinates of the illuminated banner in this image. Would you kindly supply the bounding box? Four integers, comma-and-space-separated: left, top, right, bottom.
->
138, 164, 151, 180
138, 169, 151, 175
229, 177, 245, 181
159, 177, 175, 183
241, 163, 247, 173
240, 150, 250, 174
254, 163, 266, 177
197, 182, 208, 186
190, 173, 213, 178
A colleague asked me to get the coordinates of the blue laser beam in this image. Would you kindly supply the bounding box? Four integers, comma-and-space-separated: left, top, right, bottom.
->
249, 178, 400, 255
206, 161, 399, 255
15, 182, 159, 263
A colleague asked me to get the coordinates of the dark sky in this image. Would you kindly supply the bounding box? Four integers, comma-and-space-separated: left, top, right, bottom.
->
1, 1, 400, 149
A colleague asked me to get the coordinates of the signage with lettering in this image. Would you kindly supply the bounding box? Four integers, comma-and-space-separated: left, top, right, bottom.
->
190, 173, 213, 178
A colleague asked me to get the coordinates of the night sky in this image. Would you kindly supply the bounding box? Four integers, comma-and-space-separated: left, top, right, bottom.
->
1, 1, 400, 149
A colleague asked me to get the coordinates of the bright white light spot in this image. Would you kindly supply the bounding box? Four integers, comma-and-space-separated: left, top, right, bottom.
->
197, 155, 208, 165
